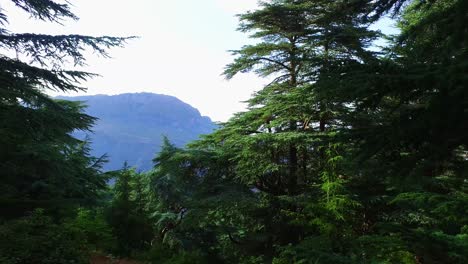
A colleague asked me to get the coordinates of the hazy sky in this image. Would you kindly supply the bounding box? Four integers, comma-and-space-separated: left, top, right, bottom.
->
4, 0, 396, 122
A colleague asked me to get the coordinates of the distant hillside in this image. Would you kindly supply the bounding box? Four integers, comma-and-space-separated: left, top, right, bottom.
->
58, 93, 216, 171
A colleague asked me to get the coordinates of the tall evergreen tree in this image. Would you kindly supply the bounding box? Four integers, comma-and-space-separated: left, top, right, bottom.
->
316, 0, 468, 262
0, 1, 132, 262
147, 1, 378, 262
145, 0, 467, 263
0, 0, 130, 216
222, 0, 377, 196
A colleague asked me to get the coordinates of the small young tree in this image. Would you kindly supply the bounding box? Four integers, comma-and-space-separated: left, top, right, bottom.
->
108, 164, 153, 256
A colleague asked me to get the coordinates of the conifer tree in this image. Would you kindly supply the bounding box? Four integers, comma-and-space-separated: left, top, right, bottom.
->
0, 0, 130, 215
146, 0, 467, 262
316, 0, 468, 262
108, 164, 153, 256
48, 0, 467, 262
221, 0, 377, 196
146, 0, 378, 261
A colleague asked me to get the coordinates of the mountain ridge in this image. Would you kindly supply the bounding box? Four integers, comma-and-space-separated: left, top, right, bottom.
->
57, 92, 216, 171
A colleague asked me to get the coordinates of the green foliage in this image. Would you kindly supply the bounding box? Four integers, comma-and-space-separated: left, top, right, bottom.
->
0, 0, 129, 262
353, 235, 416, 264
66, 208, 117, 253
0, 0, 130, 217
140, 0, 467, 263
107, 165, 153, 256
2, 0, 467, 263
0, 209, 88, 264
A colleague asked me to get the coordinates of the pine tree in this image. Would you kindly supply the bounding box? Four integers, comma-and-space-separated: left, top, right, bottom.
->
108, 164, 153, 256
146, 0, 467, 262
146, 0, 378, 261
317, 0, 468, 262
0, 0, 130, 216
222, 0, 377, 196
149, 137, 258, 262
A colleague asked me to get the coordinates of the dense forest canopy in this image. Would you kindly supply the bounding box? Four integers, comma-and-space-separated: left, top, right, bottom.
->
1, 0, 467, 263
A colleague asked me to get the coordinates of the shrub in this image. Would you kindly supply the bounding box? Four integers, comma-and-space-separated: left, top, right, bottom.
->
0, 209, 88, 264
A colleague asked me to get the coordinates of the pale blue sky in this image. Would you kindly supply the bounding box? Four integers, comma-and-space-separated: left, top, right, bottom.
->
4, 0, 397, 121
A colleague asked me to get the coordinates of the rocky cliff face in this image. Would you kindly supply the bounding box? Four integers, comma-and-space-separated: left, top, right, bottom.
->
59, 93, 216, 171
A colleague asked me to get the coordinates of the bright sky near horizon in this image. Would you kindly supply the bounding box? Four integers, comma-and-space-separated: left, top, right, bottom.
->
4, 0, 397, 122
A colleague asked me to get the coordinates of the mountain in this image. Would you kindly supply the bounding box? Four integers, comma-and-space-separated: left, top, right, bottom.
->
58, 93, 216, 171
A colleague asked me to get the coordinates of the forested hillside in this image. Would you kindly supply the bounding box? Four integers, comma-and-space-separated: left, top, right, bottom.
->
60, 93, 215, 171
1, 0, 467, 264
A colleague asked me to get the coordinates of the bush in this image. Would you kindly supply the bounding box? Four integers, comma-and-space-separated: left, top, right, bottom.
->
65, 208, 117, 253
0, 209, 88, 264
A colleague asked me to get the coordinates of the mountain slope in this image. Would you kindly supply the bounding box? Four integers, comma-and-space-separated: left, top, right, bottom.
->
59, 93, 216, 171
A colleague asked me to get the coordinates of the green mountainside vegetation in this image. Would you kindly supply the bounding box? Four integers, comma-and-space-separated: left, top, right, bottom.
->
0, 0, 467, 263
